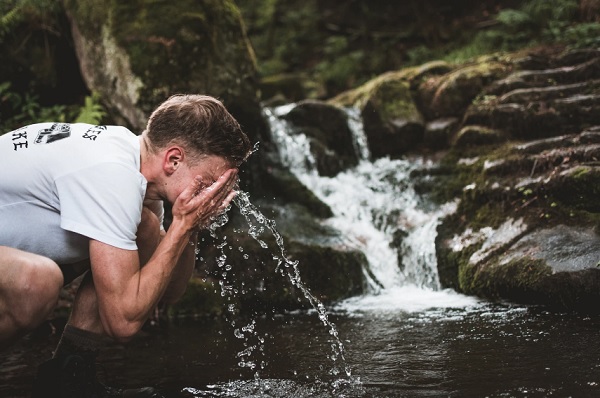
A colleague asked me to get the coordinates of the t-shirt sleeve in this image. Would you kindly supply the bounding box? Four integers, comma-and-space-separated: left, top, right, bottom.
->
55, 162, 146, 250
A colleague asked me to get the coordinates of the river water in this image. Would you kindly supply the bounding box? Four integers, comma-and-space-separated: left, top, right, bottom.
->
1, 105, 599, 397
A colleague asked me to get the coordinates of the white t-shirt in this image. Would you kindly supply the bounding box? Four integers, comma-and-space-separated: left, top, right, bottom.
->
0, 122, 148, 264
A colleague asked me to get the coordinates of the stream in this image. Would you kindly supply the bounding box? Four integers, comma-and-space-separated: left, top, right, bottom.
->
1, 105, 599, 397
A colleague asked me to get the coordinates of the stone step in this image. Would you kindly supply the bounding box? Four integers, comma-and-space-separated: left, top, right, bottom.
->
483, 142, 600, 177
464, 92, 600, 139
498, 79, 600, 105
486, 56, 600, 97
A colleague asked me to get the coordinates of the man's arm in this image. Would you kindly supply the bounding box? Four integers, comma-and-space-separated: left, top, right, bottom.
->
160, 231, 197, 305
89, 170, 237, 341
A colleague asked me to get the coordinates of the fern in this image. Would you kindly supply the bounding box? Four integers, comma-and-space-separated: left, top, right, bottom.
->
0, 0, 60, 39
74, 93, 106, 125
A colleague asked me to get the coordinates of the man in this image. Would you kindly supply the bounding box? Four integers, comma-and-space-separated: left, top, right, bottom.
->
0, 94, 252, 397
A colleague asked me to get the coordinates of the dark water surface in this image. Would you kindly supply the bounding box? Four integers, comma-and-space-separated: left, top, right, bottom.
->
1, 302, 599, 397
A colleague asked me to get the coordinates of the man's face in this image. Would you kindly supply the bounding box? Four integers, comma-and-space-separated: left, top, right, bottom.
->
166, 155, 233, 204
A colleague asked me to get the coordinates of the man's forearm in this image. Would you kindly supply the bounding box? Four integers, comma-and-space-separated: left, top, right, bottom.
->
161, 231, 197, 304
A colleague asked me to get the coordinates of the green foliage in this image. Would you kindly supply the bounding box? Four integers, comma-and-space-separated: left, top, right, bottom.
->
0, 82, 105, 135
74, 93, 106, 125
240, 0, 596, 98
0, 82, 64, 133
314, 36, 365, 93
564, 23, 600, 48
445, 0, 588, 63
0, 0, 59, 39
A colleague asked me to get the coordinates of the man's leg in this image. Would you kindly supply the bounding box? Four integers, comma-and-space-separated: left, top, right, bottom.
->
31, 207, 164, 397
0, 246, 63, 350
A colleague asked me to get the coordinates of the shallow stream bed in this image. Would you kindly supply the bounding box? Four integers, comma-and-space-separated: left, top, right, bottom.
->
2, 291, 599, 398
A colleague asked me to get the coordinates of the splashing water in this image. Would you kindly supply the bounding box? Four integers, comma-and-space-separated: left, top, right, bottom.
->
232, 190, 353, 381
201, 187, 355, 392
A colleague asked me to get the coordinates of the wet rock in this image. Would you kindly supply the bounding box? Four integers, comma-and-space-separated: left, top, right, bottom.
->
329, 71, 427, 158
418, 58, 511, 119
424, 118, 459, 149
169, 277, 232, 318
452, 125, 507, 148
260, 167, 333, 219
440, 223, 600, 313
436, 121, 600, 312
283, 100, 358, 175
181, 203, 366, 315
485, 56, 600, 97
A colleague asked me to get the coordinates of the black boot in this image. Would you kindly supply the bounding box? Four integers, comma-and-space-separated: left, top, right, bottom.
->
32, 352, 164, 398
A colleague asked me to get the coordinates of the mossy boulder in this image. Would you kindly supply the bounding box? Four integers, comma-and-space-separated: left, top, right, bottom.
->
438, 220, 600, 313
169, 277, 232, 318
172, 203, 366, 316
418, 57, 511, 119
330, 72, 425, 158
260, 167, 333, 218
423, 118, 459, 149
63, 0, 260, 133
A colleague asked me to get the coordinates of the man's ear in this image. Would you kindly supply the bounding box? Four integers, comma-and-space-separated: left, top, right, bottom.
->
163, 146, 184, 175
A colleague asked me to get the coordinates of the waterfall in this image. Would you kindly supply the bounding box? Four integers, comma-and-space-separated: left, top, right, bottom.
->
265, 105, 478, 312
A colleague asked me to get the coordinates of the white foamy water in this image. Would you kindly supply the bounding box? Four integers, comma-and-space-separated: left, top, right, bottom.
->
336, 286, 480, 314
265, 104, 481, 313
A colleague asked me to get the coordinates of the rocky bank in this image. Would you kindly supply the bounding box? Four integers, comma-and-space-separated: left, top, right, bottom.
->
326, 45, 600, 312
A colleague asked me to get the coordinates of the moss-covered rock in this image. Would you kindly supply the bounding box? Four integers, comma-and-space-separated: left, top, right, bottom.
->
172, 203, 365, 316
329, 72, 425, 158
435, 120, 600, 312
423, 117, 459, 150
169, 277, 232, 318
283, 100, 358, 175
452, 125, 507, 148
418, 57, 512, 119
260, 167, 333, 219
63, 0, 260, 132
440, 223, 600, 313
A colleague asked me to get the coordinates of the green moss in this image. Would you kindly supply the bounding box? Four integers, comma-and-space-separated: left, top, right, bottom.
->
66, 0, 255, 115
371, 79, 420, 122
466, 257, 553, 302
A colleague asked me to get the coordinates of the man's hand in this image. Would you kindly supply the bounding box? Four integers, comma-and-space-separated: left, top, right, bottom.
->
171, 168, 239, 232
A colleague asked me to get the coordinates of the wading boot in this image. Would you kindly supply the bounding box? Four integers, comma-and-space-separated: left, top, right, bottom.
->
31, 352, 164, 398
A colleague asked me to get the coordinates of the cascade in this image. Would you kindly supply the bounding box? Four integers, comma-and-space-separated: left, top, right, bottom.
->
265, 104, 477, 311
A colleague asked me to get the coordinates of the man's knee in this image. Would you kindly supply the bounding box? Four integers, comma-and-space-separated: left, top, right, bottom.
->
7, 253, 63, 329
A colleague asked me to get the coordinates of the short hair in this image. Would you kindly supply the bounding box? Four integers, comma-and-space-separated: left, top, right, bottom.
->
145, 94, 251, 166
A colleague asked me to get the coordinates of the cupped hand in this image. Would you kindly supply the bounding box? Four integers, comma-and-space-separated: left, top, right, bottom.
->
171, 168, 239, 232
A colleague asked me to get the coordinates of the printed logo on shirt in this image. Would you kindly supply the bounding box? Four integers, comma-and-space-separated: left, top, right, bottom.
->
82, 125, 107, 141
35, 123, 71, 145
